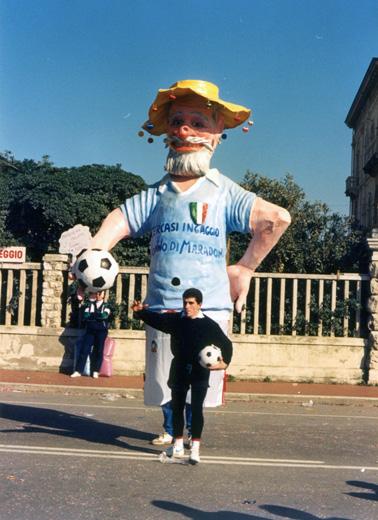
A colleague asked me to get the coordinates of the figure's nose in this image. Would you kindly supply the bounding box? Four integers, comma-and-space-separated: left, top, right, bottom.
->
176, 124, 192, 139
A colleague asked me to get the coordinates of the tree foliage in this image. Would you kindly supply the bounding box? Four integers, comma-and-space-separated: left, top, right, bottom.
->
229, 171, 369, 273
0, 152, 150, 264
1, 153, 369, 273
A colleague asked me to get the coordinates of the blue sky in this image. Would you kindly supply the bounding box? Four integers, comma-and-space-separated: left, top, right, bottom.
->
1, 0, 377, 215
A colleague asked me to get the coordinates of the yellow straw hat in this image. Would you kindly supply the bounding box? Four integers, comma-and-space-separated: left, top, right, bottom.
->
142, 79, 251, 136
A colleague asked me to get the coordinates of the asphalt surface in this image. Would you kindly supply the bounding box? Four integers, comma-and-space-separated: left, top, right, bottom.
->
1, 387, 378, 520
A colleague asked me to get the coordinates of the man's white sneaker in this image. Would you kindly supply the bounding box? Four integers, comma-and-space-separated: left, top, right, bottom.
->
92, 372, 99, 379
166, 445, 186, 458
151, 432, 173, 446
70, 371, 81, 378
189, 446, 200, 465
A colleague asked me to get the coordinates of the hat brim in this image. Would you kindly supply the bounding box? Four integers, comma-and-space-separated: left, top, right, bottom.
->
143, 86, 251, 136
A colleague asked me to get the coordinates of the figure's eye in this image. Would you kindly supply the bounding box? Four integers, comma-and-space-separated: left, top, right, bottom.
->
192, 120, 205, 129
170, 117, 184, 127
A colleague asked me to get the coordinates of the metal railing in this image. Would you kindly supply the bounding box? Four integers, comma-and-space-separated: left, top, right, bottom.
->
64, 269, 369, 338
0, 262, 43, 326
231, 272, 369, 338
1, 262, 370, 338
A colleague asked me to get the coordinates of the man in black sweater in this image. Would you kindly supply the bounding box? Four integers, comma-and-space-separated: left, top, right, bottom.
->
132, 288, 232, 464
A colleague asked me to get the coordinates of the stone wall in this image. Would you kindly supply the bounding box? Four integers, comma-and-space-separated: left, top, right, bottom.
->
0, 248, 375, 384
0, 326, 367, 384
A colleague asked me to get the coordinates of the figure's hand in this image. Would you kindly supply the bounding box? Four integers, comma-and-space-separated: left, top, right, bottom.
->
76, 286, 85, 301
209, 359, 228, 371
227, 264, 254, 314
131, 300, 148, 313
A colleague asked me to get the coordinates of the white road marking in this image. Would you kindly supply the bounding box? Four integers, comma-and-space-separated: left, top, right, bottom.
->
1, 400, 378, 420
0, 444, 323, 463
1, 400, 149, 411
0, 444, 377, 470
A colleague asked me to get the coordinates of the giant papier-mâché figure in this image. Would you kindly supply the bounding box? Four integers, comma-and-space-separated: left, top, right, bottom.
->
77, 79, 291, 438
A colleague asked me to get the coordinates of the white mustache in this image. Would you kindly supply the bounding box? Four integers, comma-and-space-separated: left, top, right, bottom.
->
164, 135, 214, 152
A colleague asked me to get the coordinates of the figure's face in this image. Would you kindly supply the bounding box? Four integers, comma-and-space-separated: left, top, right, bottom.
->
90, 291, 105, 301
166, 102, 223, 153
183, 297, 202, 319
164, 99, 224, 178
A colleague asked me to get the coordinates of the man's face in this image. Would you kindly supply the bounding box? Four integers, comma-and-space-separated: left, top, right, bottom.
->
183, 297, 202, 318
164, 99, 224, 177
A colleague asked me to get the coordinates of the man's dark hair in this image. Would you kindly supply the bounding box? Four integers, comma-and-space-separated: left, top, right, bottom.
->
182, 288, 203, 304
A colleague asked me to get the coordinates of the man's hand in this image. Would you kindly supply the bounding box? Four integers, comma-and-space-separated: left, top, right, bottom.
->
227, 264, 253, 314
131, 300, 148, 313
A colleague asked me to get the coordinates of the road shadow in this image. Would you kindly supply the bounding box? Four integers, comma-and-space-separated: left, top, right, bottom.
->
0, 402, 158, 454
345, 480, 378, 501
151, 500, 268, 519
152, 501, 353, 520
260, 505, 351, 519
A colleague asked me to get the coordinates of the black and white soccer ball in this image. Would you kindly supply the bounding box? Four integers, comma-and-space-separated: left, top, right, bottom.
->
198, 345, 222, 369
73, 249, 119, 292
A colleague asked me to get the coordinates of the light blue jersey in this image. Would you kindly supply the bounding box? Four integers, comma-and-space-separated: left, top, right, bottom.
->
121, 169, 255, 314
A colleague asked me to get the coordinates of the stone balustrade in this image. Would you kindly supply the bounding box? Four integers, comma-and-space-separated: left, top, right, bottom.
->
40, 253, 68, 328
367, 229, 378, 384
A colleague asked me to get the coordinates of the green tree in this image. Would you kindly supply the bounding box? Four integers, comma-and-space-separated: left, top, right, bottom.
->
0, 152, 24, 247
0, 153, 150, 264
1, 154, 369, 273
229, 171, 369, 273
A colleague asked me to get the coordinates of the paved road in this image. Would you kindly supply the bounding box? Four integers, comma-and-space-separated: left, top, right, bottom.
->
1, 390, 377, 520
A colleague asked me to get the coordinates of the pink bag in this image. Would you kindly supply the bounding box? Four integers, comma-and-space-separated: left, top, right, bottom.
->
99, 337, 116, 377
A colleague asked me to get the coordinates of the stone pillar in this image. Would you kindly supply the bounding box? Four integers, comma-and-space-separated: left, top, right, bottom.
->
367, 229, 378, 384
41, 253, 68, 328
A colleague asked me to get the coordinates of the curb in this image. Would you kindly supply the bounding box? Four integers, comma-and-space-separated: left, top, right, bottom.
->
225, 391, 378, 404
0, 382, 143, 398
1, 382, 378, 405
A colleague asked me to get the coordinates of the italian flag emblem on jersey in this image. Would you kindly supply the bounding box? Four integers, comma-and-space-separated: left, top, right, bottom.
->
189, 202, 209, 224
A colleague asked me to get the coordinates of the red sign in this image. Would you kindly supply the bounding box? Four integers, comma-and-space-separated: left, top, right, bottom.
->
0, 246, 26, 263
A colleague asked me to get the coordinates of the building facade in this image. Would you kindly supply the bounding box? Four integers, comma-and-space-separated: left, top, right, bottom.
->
345, 58, 378, 230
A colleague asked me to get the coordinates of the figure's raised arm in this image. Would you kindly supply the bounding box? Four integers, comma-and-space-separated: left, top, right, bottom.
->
228, 197, 291, 313
241, 197, 291, 271
90, 208, 130, 251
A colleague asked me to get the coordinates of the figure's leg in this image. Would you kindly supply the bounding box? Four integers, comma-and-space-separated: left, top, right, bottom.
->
75, 332, 94, 374
91, 329, 107, 375
201, 315, 229, 408
162, 401, 174, 436
144, 325, 173, 406
151, 401, 174, 445
145, 325, 174, 445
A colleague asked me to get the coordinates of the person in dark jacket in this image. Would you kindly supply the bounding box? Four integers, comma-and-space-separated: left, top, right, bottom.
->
132, 288, 232, 464
71, 291, 111, 379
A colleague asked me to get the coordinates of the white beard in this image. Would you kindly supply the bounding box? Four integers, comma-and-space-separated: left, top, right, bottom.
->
164, 136, 216, 178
